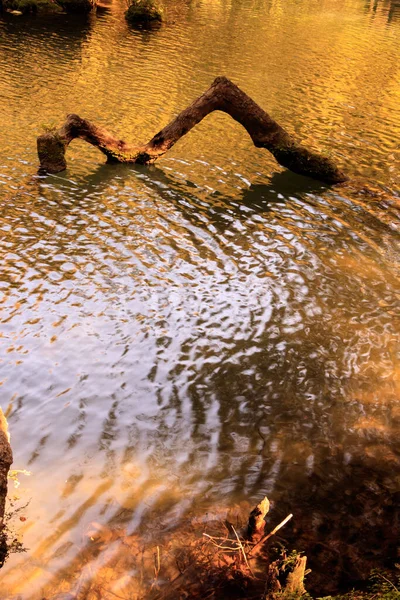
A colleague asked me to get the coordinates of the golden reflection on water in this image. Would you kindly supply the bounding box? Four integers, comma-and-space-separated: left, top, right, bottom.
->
0, 0, 399, 597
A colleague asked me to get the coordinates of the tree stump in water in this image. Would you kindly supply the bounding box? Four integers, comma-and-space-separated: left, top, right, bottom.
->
37, 77, 348, 184
247, 496, 270, 542
265, 552, 308, 599
245, 498, 307, 598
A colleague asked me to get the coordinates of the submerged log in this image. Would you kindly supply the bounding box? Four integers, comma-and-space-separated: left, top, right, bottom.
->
37, 77, 348, 184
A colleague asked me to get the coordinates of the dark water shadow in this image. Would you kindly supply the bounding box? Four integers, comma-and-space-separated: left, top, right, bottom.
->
42, 162, 328, 230
267, 449, 400, 594
0, 9, 94, 53
126, 18, 162, 34
240, 169, 327, 205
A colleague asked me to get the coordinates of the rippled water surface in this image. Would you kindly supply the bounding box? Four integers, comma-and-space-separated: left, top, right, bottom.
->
0, 0, 399, 597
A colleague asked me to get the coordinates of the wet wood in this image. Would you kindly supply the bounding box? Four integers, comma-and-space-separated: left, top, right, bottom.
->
37, 76, 348, 184
265, 553, 308, 599
246, 496, 270, 542
249, 512, 293, 557
284, 555, 307, 596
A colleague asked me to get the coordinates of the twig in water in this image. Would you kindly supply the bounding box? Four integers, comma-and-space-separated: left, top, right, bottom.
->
248, 513, 293, 558
375, 572, 399, 593
202, 533, 237, 551
155, 545, 161, 578
231, 525, 254, 577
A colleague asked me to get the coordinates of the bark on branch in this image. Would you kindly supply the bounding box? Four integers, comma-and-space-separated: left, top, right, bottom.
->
37, 76, 348, 184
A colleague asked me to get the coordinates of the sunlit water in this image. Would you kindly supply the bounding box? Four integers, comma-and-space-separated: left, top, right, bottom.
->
0, 0, 399, 596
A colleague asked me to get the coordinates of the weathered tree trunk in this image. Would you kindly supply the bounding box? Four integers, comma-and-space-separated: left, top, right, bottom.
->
0, 409, 12, 566
37, 77, 348, 184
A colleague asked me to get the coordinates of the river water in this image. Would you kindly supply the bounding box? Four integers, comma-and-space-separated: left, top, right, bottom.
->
0, 0, 399, 597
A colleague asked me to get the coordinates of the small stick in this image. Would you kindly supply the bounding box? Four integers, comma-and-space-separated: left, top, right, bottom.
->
375, 573, 399, 593
231, 524, 254, 576
202, 533, 238, 551
155, 545, 161, 577
248, 513, 293, 557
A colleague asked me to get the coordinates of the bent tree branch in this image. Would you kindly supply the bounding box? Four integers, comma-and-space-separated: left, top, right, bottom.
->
37, 76, 348, 184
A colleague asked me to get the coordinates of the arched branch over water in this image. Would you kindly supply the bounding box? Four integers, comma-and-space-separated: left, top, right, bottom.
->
37, 77, 348, 184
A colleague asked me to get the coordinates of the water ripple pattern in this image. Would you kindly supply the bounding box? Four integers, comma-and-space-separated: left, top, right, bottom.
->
0, 0, 399, 597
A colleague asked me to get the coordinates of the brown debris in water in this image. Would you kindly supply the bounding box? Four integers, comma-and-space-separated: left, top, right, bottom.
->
11, 498, 300, 600
145, 498, 300, 600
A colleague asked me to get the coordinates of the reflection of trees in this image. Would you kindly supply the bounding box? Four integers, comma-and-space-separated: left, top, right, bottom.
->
0, 12, 92, 45
365, 0, 400, 22
388, 0, 400, 22
127, 167, 399, 592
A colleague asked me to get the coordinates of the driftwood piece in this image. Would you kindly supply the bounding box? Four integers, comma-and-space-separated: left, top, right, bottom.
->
37, 76, 348, 184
